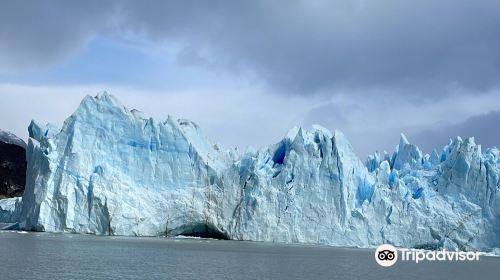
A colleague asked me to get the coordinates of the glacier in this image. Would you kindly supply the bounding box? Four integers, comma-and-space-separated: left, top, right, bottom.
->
0, 197, 22, 224
1, 92, 499, 251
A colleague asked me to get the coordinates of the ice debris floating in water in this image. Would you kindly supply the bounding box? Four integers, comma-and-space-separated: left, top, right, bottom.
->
1, 92, 499, 252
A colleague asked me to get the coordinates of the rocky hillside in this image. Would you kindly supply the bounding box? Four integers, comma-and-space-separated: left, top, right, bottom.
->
0, 129, 26, 198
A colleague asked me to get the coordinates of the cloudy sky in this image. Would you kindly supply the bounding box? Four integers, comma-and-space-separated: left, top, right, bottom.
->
1, 0, 499, 157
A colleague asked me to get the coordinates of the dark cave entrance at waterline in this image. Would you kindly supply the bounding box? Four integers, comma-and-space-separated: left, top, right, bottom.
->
176, 223, 230, 240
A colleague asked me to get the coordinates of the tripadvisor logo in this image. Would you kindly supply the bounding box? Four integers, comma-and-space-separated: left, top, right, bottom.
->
375, 244, 480, 267
375, 244, 398, 267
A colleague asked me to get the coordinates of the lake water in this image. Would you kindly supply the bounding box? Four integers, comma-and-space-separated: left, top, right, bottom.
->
0, 231, 499, 280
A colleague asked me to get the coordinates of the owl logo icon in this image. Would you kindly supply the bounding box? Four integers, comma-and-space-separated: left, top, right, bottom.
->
375, 244, 398, 267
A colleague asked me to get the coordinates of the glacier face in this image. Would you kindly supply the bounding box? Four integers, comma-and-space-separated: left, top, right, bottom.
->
4, 92, 500, 251
0, 197, 22, 224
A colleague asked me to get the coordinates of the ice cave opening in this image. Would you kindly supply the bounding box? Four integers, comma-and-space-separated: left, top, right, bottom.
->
175, 223, 230, 240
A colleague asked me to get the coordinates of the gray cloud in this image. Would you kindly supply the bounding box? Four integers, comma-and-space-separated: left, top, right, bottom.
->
303, 102, 354, 131
299, 92, 500, 157
0, 1, 115, 70
2, 0, 500, 97
409, 110, 500, 153
117, 0, 500, 96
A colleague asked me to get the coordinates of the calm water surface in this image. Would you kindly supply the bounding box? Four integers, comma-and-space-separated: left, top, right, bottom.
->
0, 231, 498, 280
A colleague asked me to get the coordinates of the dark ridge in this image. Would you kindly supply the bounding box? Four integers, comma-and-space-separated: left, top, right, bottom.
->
0, 141, 26, 198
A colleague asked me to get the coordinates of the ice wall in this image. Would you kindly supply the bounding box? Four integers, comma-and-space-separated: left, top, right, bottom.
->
4, 92, 499, 251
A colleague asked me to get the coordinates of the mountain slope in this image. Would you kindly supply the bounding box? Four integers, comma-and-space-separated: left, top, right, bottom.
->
0, 129, 26, 198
